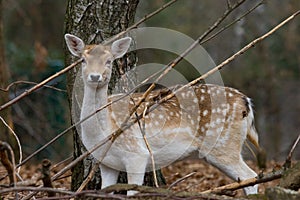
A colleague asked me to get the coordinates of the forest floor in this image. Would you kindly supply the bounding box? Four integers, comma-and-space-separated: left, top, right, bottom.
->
0, 158, 285, 199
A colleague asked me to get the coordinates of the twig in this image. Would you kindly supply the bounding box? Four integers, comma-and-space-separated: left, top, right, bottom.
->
201, 0, 265, 44
51, 136, 113, 182
0, 58, 83, 111
104, 0, 178, 44
283, 133, 300, 169
0, 80, 66, 93
138, 106, 158, 188
76, 140, 113, 192
0, 116, 22, 173
168, 172, 196, 189
50, 156, 73, 170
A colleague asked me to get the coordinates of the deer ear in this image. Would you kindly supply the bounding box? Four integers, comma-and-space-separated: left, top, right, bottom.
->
111, 37, 132, 59
65, 34, 85, 57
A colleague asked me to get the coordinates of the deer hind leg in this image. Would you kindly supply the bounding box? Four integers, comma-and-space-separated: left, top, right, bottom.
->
100, 164, 120, 189
205, 152, 258, 195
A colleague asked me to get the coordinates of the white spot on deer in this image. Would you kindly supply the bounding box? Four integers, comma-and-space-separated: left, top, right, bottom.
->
203, 110, 208, 116
200, 96, 205, 102
201, 126, 205, 132
193, 98, 198, 103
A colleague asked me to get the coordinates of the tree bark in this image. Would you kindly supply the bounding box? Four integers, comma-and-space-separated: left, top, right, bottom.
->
64, 0, 165, 191
0, 0, 14, 149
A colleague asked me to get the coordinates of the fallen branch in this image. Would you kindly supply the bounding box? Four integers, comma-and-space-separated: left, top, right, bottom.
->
201, 169, 283, 194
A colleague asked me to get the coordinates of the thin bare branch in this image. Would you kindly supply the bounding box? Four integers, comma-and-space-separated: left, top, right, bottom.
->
0, 58, 82, 111
284, 133, 300, 168
0, 80, 66, 93
76, 140, 113, 192
201, 0, 265, 44
0, 116, 22, 173
138, 106, 158, 188
168, 172, 197, 189
104, 0, 178, 44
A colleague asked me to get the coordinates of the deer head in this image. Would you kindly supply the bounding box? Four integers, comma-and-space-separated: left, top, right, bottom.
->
65, 34, 132, 88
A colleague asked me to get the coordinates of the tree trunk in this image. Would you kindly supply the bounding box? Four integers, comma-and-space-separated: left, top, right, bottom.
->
64, 0, 165, 191
0, 0, 14, 149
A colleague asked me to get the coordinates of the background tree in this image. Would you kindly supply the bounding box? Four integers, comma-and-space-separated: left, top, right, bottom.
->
64, 0, 165, 191
0, 0, 15, 149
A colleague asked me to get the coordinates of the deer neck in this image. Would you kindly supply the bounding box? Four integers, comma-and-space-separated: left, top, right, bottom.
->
81, 84, 111, 139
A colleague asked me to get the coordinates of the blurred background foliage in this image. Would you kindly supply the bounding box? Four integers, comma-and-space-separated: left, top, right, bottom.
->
1, 0, 299, 162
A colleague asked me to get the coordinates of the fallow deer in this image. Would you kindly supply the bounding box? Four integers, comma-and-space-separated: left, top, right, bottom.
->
65, 33, 259, 195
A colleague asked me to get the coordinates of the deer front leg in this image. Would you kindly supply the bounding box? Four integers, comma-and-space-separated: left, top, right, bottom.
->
126, 157, 148, 195
100, 164, 120, 189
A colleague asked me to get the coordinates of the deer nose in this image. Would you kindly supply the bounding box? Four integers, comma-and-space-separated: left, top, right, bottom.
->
89, 73, 102, 82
